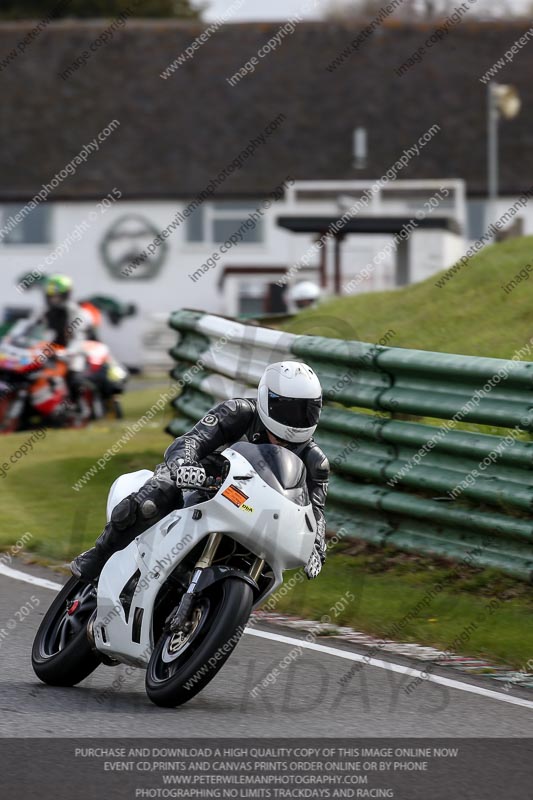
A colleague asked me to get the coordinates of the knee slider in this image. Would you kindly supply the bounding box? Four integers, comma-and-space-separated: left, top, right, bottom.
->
111, 496, 138, 530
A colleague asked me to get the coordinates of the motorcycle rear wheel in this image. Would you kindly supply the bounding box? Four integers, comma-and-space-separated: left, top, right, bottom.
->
0, 394, 22, 433
145, 578, 253, 708
32, 577, 101, 686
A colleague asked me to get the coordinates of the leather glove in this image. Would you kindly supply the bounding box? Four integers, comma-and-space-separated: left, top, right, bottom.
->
305, 531, 326, 580
169, 459, 206, 488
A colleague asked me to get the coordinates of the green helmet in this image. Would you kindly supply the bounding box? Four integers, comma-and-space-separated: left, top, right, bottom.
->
46, 274, 73, 302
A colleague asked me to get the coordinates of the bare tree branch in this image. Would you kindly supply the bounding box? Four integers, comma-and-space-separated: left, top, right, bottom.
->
325, 0, 528, 20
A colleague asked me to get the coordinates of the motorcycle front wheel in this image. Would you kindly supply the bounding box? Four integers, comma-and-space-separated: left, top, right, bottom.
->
145, 578, 253, 708
32, 577, 101, 686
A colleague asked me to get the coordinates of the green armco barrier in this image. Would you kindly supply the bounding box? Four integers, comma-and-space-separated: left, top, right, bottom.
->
166, 311, 533, 580
319, 409, 533, 468
169, 309, 206, 333
167, 368, 533, 500
293, 333, 533, 386
322, 502, 533, 580
325, 502, 533, 581
375, 347, 533, 386
172, 392, 212, 420
376, 385, 533, 429
293, 336, 533, 430
318, 433, 533, 505
291, 336, 383, 368
167, 417, 192, 438
169, 334, 212, 365
326, 478, 533, 542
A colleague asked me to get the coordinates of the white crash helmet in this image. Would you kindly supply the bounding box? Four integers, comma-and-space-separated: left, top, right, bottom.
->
257, 361, 323, 444
287, 281, 321, 311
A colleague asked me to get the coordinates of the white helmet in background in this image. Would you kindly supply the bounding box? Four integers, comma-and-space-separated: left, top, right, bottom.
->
287, 281, 321, 312
257, 361, 323, 443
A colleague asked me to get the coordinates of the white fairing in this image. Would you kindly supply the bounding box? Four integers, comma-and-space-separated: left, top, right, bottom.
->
106, 470, 154, 522
94, 447, 316, 667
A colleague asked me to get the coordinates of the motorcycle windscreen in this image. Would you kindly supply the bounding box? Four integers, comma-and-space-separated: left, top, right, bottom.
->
230, 442, 309, 506
11, 323, 56, 349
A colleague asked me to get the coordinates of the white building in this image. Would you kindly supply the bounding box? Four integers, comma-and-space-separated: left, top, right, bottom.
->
2, 176, 531, 367
1, 21, 532, 367
0, 178, 465, 365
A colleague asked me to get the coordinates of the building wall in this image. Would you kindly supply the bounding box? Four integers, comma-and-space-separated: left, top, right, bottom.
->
0, 199, 299, 366
1, 182, 525, 367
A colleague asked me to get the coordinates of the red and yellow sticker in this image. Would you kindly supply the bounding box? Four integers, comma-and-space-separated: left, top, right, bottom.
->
222, 485, 249, 507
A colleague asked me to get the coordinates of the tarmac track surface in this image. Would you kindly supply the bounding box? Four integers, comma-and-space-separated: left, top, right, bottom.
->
0, 563, 532, 738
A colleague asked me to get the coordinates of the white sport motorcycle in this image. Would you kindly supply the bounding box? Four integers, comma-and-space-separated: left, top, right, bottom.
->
32, 443, 316, 707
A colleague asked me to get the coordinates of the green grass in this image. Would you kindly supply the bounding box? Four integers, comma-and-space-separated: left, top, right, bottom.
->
3, 238, 533, 668
276, 547, 533, 668
283, 236, 533, 360
283, 236, 533, 440
278, 237, 533, 666
0, 386, 172, 561
1, 385, 531, 668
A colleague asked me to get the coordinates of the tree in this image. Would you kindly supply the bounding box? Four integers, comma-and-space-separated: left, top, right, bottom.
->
0, 0, 201, 20
326, 0, 524, 20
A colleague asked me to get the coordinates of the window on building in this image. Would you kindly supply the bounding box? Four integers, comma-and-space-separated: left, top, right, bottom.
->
1, 203, 51, 245
466, 200, 487, 241
238, 282, 266, 318
186, 202, 264, 244
266, 283, 287, 314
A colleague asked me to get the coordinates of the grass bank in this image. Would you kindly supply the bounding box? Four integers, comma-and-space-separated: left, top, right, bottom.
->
282, 236, 533, 360
0, 386, 171, 560
275, 545, 533, 669
4, 235, 533, 668
1, 384, 530, 669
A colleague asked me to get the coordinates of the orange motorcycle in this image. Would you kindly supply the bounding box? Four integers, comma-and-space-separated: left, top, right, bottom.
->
0, 320, 128, 433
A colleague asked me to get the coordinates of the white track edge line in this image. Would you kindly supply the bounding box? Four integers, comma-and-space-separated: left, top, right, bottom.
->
245, 629, 533, 711
3, 563, 532, 711
0, 563, 63, 591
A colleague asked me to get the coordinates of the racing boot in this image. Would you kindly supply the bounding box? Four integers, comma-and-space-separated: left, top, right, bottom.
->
71, 474, 182, 582
70, 492, 157, 582
70, 523, 128, 582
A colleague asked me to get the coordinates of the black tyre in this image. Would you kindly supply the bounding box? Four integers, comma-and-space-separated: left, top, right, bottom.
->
0, 393, 22, 433
86, 385, 104, 420
146, 578, 253, 708
112, 398, 124, 419
32, 577, 101, 686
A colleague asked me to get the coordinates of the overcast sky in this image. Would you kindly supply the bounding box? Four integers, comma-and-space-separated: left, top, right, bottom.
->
196, 0, 529, 21
196, 0, 329, 21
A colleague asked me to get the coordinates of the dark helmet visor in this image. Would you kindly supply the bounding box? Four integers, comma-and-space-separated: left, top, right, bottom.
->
268, 391, 322, 429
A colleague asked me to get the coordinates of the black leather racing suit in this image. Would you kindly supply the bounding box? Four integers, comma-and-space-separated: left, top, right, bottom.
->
101, 399, 329, 561
165, 399, 330, 533
34, 301, 88, 408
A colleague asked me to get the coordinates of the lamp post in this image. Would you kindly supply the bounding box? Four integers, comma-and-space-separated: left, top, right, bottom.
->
487, 82, 521, 231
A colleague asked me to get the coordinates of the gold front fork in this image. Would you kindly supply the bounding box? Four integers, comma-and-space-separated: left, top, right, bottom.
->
249, 557, 265, 583
195, 532, 222, 569
195, 533, 264, 583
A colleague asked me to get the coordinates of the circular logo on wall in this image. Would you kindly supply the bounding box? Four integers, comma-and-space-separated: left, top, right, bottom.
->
100, 214, 168, 281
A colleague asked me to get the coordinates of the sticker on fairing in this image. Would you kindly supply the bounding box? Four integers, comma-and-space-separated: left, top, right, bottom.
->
222, 485, 249, 507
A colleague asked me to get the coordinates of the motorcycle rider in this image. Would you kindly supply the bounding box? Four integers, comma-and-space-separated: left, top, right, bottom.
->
71, 361, 329, 582
286, 281, 321, 312
37, 275, 89, 413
